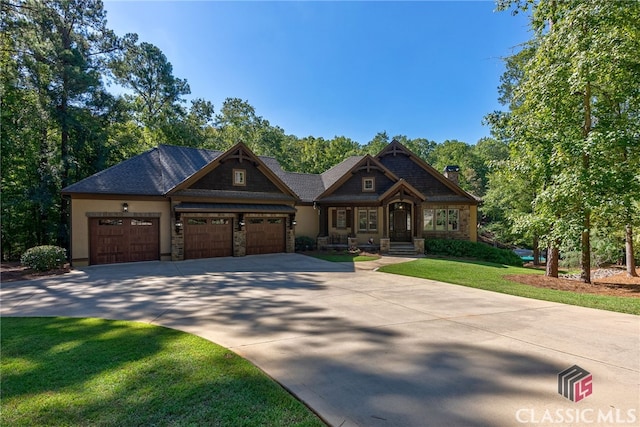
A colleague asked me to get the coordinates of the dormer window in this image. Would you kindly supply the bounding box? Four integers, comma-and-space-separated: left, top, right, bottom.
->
362, 177, 375, 192
233, 169, 246, 186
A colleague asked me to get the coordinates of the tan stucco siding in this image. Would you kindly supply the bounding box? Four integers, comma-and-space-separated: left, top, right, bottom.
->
70, 198, 171, 266
294, 205, 319, 238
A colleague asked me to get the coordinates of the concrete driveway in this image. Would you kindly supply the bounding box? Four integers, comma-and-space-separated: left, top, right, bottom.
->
2, 253, 639, 426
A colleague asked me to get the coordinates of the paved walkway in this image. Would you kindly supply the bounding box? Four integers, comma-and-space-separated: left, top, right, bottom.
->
2, 254, 639, 426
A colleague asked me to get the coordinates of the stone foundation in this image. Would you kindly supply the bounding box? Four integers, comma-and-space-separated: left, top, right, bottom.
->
380, 238, 390, 254
317, 236, 329, 250
413, 238, 425, 254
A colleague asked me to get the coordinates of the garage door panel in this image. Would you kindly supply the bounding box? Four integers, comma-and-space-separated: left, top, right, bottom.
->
184, 218, 233, 259
246, 218, 285, 255
90, 218, 159, 265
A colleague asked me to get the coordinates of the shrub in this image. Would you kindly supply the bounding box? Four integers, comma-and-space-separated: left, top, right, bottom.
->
425, 239, 523, 266
295, 236, 316, 252
20, 245, 67, 271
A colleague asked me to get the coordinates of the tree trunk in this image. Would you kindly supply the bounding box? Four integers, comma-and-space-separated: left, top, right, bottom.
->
57, 28, 72, 249
626, 224, 638, 277
546, 242, 559, 278
533, 235, 541, 266
580, 214, 591, 284
579, 82, 592, 284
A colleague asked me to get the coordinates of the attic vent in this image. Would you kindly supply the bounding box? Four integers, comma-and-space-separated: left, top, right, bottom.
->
443, 165, 460, 184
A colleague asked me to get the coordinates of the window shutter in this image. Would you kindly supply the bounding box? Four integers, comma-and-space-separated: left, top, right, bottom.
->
332, 209, 337, 228
346, 210, 352, 228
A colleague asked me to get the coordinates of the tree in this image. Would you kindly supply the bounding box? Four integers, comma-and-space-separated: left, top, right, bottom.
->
2, 0, 122, 253
111, 40, 196, 148
361, 131, 390, 155
495, 0, 640, 281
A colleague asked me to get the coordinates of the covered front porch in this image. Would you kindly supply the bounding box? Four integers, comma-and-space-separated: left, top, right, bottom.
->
315, 183, 426, 255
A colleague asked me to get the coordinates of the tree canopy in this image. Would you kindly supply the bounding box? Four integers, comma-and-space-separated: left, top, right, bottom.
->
2, 0, 638, 279
487, 0, 640, 279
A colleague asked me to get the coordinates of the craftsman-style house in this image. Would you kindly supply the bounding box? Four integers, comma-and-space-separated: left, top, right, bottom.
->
63, 140, 479, 266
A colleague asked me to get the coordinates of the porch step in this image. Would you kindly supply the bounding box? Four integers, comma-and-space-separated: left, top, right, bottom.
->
388, 242, 418, 256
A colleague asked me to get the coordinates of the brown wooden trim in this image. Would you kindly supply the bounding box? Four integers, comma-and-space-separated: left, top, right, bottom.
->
379, 179, 426, 203
171, 194, 295, 205
86, 212, 161, 218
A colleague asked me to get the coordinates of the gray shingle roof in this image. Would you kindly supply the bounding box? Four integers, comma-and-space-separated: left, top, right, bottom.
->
62, 143, 479, 204
62, 145, 222, 195
62, 145, 327, 201
321, 156, 364, 189
259, 157, 324, 203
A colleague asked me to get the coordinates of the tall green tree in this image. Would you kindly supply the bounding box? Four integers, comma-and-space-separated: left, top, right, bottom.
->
361, 131, 390, 155
495, 0, 640, 281
110, 40, 208, 149
2, 0, 122, 254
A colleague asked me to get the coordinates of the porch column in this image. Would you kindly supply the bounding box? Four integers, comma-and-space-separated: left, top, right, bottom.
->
413, 202, 419, 238
350, 208, 355, 236
382, 204, 388, 238
319, 206, 328, 236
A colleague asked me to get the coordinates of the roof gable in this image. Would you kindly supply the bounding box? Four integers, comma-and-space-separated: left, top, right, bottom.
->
167, 142, 298, 200
379, 179, 426, 203
317, 155, 399, 200
377, 140, 478, 203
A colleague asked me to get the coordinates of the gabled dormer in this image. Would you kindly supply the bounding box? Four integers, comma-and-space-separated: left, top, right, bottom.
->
316, 154, 399, 204
377, 140, 477, 203
167, 142, 298, 202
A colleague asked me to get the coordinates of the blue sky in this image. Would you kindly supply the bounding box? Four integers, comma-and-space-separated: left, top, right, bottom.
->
103, 1, 531, 145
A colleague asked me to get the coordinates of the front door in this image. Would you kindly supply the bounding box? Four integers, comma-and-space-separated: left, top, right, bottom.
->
389, 202, 412, 242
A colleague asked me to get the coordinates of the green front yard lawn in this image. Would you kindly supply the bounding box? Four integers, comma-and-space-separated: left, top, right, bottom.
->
1, 317, 325, 427
379, 258, 640, 315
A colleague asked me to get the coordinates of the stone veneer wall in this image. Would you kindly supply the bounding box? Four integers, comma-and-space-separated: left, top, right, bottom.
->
286, 229, 295, 253
234, 230, 246, 257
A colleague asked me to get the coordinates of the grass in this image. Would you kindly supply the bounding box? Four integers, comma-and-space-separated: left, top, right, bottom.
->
309, 252, 380, 263
378, 258, 640, 315
1, 317, 325, 427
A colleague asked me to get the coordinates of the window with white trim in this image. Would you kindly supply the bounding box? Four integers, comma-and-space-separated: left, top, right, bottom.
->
336, 209, 347, 229
432, 208, 460, 231
423, 209, 434, 231
448, 209, 459, 231
358, 208, 378, 232
233, 169, 246, 186
362, 177, 375, 192
435, 209, 447, 231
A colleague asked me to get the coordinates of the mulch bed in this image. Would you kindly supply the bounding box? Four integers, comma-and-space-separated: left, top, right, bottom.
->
1, 262, 71, 283
505, 267, 640, 298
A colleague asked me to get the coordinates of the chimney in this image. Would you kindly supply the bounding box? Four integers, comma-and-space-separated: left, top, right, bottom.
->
443, 165, 460, 184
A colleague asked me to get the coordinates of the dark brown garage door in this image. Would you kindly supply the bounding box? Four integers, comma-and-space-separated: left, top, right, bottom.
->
246, 217, 285, 255
90, 218, 159, 265
184, 217, 233, 259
